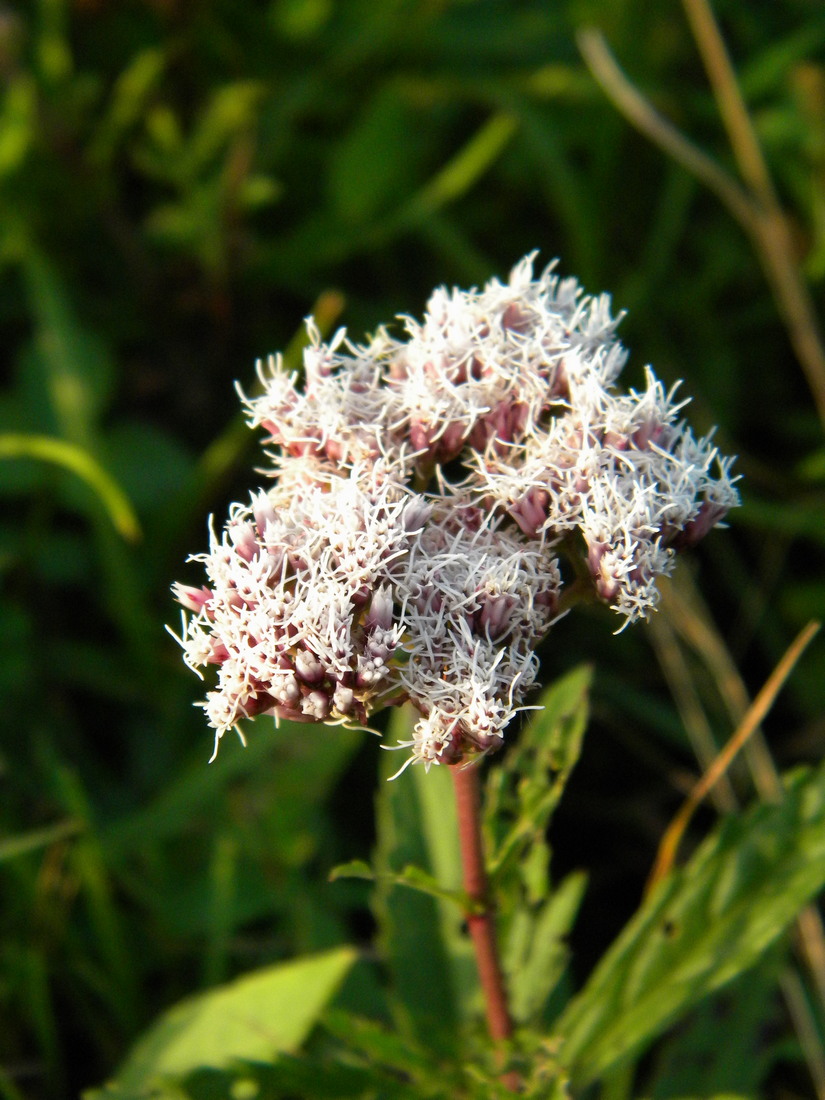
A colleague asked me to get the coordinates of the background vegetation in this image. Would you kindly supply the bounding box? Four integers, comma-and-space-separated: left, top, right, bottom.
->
1, 1, 825, 1097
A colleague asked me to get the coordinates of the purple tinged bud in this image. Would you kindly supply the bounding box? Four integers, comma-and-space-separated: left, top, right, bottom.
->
574, 470, 591, 495
356, 654, 387, 687
229, 522, 260, 562
595, 574, 621, 602
295, 649, 325, 684
548, 359, 569, 400
480, 400, 528, 449
434, 738, 464, 766
586, 539, 605, 576
501, 302, 532, 333
409, 420, 432, 453
275, 672, 300, 705
350, 585, 371, 608
325, 438, 344, 463
470, 729, 504, 754
273, 704, 314, 723
453, 503, 484, 532
510, 487, 550, 537
252, 494, 277, 536
632, 420, 667, 451
368, 637, 392, 664
587, 540, 621, 602
410, 418, 467, 465
534, 584, 560, 616
333, 683, 355, 714
603, 430, 629, 452
173, 584, 214, 613
669, 500, 729, 550
301, 690, 331, 720
365, 585, 394, 633
440, 420, 468, 459
403, 499, 431, 532
477, 593, 516, 639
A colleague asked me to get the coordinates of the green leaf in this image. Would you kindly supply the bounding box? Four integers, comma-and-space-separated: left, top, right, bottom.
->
328, 858, 375, 882
0, 819, 82, 863
323, 1009, 443, 1081
103, 421, 194, 515
0, 74, 36, 177
0, 433, 141, 541
330, 858, 475, 911
482, 669, 592, 1031
90, 47, 167, 165
405, 111, 518, 217
555, 761, 825, 1088
20, 251, 116, 447
183, 81, 266, 180
103, 724, 363, 861
372, 707, 461, 1051
110, 947, 357, 1094
485, 664, 591, 895
180, 1054, 410, 1100
505, 870, 587, 1025
328, 84, 423, 224
409, 753, 480, 1024
647, 946, 785, 1099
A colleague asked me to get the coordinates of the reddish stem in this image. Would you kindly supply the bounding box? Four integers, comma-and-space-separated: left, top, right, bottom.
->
451, 763, 515, 1049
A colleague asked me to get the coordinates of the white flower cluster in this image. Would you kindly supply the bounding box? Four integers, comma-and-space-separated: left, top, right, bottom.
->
173, 255, 738, 771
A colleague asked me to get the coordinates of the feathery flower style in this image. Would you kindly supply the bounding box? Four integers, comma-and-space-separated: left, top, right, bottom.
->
172, 255, 739, 771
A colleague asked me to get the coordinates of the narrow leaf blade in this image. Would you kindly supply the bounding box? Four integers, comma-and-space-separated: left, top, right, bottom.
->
556, 762, 825, 1086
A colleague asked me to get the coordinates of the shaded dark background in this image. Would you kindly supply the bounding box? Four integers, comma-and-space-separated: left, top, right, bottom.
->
1, 1, 824, 1096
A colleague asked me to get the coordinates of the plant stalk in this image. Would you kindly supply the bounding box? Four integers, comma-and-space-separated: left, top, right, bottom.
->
451, 762, 518, 1085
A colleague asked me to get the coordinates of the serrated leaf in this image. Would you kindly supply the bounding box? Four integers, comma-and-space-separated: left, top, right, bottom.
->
324, 1009, 443, 1080
555, 761, 825, 1087
109, 947, 356, 1094
330, 858, 474, 911
505, 870, 587, 1025
486, 665, 591, 894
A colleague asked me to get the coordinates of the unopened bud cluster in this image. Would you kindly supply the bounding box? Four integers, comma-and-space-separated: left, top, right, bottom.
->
173, 255, 738, 771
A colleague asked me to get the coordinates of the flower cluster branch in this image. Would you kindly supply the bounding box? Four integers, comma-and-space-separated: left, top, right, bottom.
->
173, 255, 739, 772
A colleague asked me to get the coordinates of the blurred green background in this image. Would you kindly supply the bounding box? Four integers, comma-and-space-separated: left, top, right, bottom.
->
1, 1, 824, 1096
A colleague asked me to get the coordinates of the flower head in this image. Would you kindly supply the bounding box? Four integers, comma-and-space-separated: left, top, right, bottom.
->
173, 255, 739, 771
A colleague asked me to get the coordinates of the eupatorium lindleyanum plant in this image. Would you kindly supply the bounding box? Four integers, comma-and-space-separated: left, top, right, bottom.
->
171, 255, 739, 774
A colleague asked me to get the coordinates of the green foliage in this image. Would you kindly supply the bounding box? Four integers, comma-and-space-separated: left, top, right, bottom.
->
485, 667, 592, 1027
555, 761, 825, 1087
485, 665, 592, 897
370, 708, 470, 1051
1, 1, 824, 1098
0, 433, 140, 541
88, 947, 356, 1098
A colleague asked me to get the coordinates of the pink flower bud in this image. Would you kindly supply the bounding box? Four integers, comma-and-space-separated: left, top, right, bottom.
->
173, 584, 214, 614
295, 649, 325, 684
